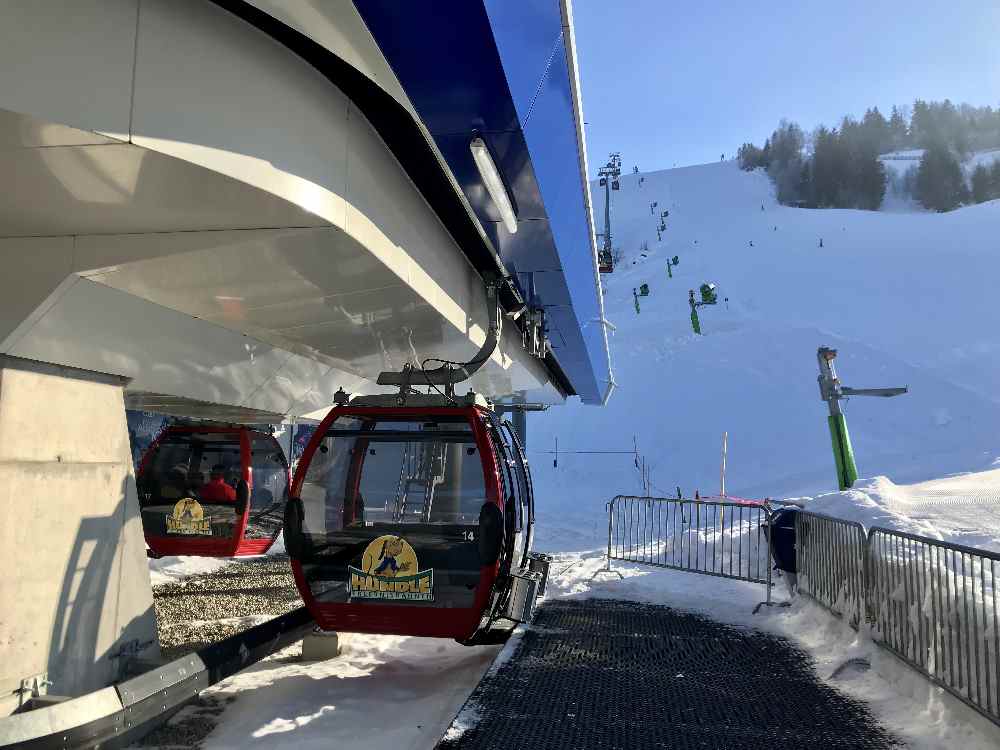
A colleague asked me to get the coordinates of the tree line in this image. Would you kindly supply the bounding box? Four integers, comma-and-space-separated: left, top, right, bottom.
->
738, 100, 1000, 212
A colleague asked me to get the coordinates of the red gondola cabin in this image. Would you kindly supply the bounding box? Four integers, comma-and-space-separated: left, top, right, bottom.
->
137, 424, 289, 558
283, 394, 545, 644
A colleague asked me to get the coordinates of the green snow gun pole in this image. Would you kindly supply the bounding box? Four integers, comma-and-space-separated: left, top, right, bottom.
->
689, 283, 717, 334
633, 284, 649, 314
666, 255, 679, 279
817, 347, 908, 490
827, 412, 857, 491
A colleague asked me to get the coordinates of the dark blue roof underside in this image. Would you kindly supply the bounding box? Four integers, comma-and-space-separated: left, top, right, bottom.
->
353, 0, 607, 404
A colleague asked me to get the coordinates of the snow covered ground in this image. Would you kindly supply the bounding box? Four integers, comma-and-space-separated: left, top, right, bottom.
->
145, 160, 1000, 748
802, 469, 1000, 552
184, 632, 499, 750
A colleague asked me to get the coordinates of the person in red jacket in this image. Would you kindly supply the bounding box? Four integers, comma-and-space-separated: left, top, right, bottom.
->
200, 464, 237, 503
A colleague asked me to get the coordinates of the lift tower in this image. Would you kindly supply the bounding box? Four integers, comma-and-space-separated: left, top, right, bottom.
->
597, 153, 621, 273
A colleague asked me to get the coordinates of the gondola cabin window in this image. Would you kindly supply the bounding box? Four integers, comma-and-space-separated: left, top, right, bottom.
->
248, 434, 290, 539
298, 415, 488, 543
138, 432, 243, 539
138, 426, 289, 557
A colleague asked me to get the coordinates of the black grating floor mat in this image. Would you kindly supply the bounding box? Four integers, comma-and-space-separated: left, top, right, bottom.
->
438, 598, 901, 750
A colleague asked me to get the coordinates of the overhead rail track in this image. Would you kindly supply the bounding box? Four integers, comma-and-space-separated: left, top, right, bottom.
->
0, 607, 314, 749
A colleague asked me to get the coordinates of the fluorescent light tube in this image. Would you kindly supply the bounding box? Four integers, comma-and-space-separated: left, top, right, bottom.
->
470, 137, 517, 234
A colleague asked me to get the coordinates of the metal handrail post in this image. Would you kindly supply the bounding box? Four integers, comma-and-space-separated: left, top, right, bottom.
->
862, 527, 874, 626
606, 499, 613, 571
765, 507, 773, 606
591, 497, 623, 580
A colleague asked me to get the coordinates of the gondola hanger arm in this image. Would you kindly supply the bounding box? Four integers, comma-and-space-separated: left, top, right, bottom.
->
377, 277, 512, 400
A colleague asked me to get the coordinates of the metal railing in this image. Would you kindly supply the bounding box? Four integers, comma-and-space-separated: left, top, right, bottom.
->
606, 495, 773, 601
868, 528, 1000, 725
795, 512, 868, 628
794, 511, 1000, 728
601, 500, 1000, 727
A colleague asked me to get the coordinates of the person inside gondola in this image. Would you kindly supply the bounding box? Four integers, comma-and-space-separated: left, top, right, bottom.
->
200, 463, 237, 502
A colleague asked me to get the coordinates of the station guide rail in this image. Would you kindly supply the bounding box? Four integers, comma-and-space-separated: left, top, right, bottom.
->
0, 607, 314, 749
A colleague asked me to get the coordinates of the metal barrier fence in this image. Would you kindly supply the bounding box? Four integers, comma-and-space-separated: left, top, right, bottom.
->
602, 501, 1000, 728
868, 528, 1000, 726
795, 512, 868, 628
606, 495, 773, 602
795, 511, 1000, 728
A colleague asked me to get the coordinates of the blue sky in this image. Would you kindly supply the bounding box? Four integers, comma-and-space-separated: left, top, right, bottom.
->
573, 0, 1000, 170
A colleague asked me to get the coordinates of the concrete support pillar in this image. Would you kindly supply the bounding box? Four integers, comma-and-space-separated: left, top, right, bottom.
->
0, 355, 158, 716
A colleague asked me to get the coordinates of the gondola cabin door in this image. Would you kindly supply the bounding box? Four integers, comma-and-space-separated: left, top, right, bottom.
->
286, 402, 533, 642
497, 419, 535, 573
137, 426, 289, 558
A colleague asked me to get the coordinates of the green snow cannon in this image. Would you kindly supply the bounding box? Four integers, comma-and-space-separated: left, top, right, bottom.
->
699, 283, 718, 305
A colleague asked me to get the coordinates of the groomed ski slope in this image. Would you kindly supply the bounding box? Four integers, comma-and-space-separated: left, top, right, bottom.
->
531, 159, 1000, 511
144, 160, 1000, 749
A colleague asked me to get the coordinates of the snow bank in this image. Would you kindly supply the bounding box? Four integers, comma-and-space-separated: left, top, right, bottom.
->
801, 469, 1000, 552
966, 148, 1000, 172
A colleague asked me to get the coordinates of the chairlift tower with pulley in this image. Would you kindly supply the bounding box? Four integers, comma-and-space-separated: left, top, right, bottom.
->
597, 152, 621, 273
